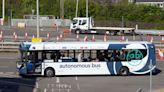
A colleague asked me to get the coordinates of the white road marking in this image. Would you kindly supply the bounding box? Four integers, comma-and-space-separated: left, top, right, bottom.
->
0, 72, 4, 74
52, 88, 54, 92
0, 72, 19, 78
67, 89, 70, 92
5, 72, 14, 75
36, 82, 39, 88
44, 88, 47, 92
56, 77, 60, 83
77, 83, 80, 90
75, 76, 78, 80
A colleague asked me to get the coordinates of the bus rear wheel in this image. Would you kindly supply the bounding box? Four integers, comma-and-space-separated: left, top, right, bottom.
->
75, 29, 81, 34
119, 67, 129, 76
45, 68, 55, 77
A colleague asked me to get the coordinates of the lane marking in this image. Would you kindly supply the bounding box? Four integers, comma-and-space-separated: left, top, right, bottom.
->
36, 82, 39, 88
56, 77, 60, 83
0, 72, 19, 78
5, 72, 14, 75
52, 88, 54, 92
75, 76, 78, 80
0, 72, 4, 74
44, 88, 47, 92
67, 89, 70, 92
77, 83, 80, 90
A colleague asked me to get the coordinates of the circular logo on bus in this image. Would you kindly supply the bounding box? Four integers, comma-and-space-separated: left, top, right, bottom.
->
126, 49, 143, 66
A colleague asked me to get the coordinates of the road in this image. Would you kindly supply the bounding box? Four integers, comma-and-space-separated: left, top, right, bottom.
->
0, 53, 164, 92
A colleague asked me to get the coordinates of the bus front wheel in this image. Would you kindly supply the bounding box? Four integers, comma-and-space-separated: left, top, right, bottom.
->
45, 68, 55, 77
119, 67, 129, 76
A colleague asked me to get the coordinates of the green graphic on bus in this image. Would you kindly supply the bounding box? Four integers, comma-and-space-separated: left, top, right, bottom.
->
126, 49, 143, 66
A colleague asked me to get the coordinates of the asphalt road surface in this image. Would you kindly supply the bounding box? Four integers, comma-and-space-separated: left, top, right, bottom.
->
0, 53, 164, 92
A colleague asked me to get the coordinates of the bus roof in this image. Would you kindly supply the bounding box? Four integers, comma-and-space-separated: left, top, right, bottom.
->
20, 41, 154, 51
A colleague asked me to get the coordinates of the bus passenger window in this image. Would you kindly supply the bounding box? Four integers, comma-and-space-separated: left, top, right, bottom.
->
50, 53, 56, 62
42, 53, 47, 59
118, 50, 126, 61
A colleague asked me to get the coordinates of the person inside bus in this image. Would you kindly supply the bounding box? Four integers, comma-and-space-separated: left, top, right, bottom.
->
118, 50, 126, 61
50, 53, 56, 62
98, 52, 104, 61
77, 52, 83, 62
110, 50, 120, 61
56, 51, 61, 61
27, 52, 33, 60
42, 53, 47, 60
107, 52, 112, 61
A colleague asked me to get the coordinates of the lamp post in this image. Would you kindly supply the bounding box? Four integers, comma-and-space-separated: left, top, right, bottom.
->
36, 0, 39, 38
149, 59, 153, 92
75, 0, 79, 17
86, 0, 88, 17
2, 0, 5, 20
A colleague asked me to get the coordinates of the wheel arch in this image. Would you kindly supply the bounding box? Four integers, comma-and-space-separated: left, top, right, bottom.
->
44, 67, 55, 77
119, 66, 130, 76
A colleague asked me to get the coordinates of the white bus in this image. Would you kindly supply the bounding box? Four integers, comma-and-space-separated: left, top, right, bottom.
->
17, 41, 156, 77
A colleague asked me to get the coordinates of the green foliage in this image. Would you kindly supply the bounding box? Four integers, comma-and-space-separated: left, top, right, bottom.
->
1, 0, 164, 28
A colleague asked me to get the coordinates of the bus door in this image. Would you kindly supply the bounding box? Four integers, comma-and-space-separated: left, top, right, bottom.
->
26, 51, 42, 74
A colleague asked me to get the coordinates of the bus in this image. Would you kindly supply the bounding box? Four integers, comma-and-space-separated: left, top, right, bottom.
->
17, 41, 156, 77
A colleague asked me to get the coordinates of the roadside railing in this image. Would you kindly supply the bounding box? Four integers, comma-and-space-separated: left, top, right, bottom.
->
0, 42, 20, 52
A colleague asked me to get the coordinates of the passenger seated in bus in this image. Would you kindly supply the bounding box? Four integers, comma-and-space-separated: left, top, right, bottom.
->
50, 53, 56, 62
86, 56, 92, 62
98, 52, 105, 61
110, 50, 119, 61
118, 50, 126, 61
42, 53, 47, 59
56, 51, 61, 60
107, 53, 112, 61
27, 52, 32, 60
27, 60, 34, 72
77, 52, 83, 62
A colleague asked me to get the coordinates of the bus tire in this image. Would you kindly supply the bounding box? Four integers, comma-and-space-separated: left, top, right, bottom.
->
119, 67, 129, 76
44, 68, 55, 77
75, 29, 81, 34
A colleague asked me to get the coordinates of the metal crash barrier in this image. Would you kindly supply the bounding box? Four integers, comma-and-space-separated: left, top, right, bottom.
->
0, 42, 20, 52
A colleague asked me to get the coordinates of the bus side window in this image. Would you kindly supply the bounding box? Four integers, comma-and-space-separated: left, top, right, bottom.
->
50, 53, 56, 62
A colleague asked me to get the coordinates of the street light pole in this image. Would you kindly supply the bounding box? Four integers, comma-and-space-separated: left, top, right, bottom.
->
75, 0, 79, 17
2, 0, 5, 20
36, 0, 40, 38
86, 0, 88, 17
149, 59, 152, 92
